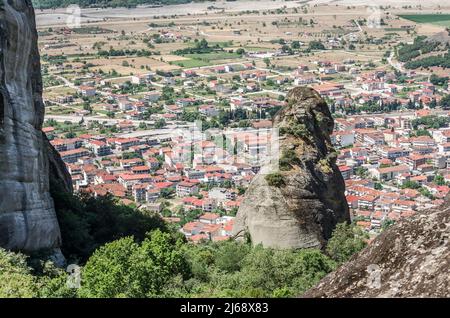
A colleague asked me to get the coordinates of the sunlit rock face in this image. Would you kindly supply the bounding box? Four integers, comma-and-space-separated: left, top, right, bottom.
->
304, 197, 450, 298
0, 0, 62, 251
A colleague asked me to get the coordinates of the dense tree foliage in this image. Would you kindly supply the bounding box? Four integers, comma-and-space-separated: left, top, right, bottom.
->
97, 48, 154, 57
430, 74, 449, 87
0, 248, 76, 298
173, 39, 222, 55
1, 194, 370, 298
397, 36, 450, 70
79, 230, 189, 297
397, 36, 439, 62
411, 115, 450, 130
52, 192, 167, 263
405, 51, 450, 70
0, 237, 340, 298
326, 223, 368, 264
308, 40, 326, 50
195, 244, 336, 297
441, 95, 450, 109
265, 173, 286, 188
0, 249, 39, 298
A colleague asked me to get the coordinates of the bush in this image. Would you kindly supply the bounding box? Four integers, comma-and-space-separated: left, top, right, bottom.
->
281, 122, 308, 139
213, 241, 251, 273
265, 173, 286, 188
0, 248, 74, 298
309, 40, 326, 50
317, 158, 333, 174
326, 223, 368, 264
279, 149, 301, 171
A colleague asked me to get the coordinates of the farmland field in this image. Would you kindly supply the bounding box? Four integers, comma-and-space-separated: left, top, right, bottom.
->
398, 14, 450, 27
172, 58, 212, 68
172, 52, 242, 68
184, 52, 242, 61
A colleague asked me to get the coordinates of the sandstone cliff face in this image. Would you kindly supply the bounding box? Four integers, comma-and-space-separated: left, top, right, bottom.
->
304, 198, 450, 298
0, 0, 71, 252
233, 87, 350, 249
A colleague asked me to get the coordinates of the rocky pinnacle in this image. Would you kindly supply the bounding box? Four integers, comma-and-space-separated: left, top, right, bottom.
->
0, 0, 71, 253
233, 87, 350, 249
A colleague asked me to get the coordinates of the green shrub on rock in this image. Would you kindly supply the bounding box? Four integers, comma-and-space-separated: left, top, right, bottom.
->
265, 173, 286, 188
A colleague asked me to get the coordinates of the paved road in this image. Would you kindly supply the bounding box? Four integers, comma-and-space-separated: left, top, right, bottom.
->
347, 108, 449, 119
45, 114, 144, 125
387, 50, 430, 77
117, 128, 187, 138
45, 114, 194, 131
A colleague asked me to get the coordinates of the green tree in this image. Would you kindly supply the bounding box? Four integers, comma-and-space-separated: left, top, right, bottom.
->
214, 241, 251, 273
154, 118, 167, 129
419, 187, 434, 199
196, 38, 209, 50
160, 188, 175, 199
79, 230, 189, 298
374, 182, 383, 190
381, 219, 395, 231
281, 45, 293, 54
326, 223, 368, 264
236, 48, 245, 55
434, 174, 446, 186
0, 249, 39, 298
35, 261, 77, 298
210, 246, 336, 297
65, 132, 76, 139
51, 192, 166, 262
308, 40, 325, 50
441, 94, 450, 109
401, 180, 421, 189
291, 41, 300, 49
139, 122, 147, 129
355, 166, 369, 178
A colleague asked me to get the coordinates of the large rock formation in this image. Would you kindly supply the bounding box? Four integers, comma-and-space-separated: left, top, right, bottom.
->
233, 87, 350, 249
303, 197, 450, 298
0, 0, 71, 253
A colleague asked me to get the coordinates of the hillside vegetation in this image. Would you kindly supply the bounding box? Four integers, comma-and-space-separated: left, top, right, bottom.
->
0, 193, 367, 298
397, 36, 450, 70
32, 0, 202, 9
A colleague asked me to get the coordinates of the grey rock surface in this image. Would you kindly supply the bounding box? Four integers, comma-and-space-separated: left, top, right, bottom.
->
303, 197, 450, 298
233, 87, 350, 249
0, 0, 70, 252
